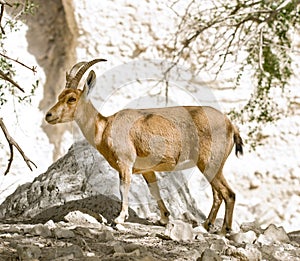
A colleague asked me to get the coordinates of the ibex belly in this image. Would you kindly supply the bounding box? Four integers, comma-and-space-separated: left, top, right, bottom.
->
131, 112, 199, 173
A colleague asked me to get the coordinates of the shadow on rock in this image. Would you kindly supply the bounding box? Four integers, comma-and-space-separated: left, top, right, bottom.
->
30, 194, 151, 225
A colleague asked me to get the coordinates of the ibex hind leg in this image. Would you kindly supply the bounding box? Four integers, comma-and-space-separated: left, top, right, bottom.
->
205, 172, 235, 235
142, 171, 170, 225
218, 174, 235, 235
203, 185, 223, 232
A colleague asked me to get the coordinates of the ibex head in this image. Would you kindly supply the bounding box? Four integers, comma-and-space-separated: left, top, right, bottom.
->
45, 59, 106, 124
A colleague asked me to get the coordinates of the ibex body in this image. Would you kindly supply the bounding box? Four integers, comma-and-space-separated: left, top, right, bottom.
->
45, 59, 243, 234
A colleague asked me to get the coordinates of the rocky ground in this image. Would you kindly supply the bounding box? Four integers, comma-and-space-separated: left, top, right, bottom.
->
0, 141, 300, 260
0, 210, 299, 261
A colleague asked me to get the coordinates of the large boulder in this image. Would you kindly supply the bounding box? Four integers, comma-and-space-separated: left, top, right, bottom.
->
0, 140, 206, 224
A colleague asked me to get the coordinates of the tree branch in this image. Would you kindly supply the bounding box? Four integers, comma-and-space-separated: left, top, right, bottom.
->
0, 117, 37, 175
0, 69, 25, 92
0, 3, 5, 34
0, 53, 37, 73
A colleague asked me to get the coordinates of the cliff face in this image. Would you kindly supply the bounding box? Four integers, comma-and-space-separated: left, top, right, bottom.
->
1, 0, 299, 243
23, 0, 78, 160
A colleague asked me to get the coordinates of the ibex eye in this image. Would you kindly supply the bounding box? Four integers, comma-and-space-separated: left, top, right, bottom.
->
68, 97, 76, 103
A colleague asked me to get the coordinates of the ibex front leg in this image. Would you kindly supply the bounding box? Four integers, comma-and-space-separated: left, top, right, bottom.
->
142, 171, 170, 225
114, 167, 132, 224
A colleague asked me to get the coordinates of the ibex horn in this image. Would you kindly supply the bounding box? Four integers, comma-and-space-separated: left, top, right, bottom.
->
66, 61, 87, 82
66, 58, 107, 89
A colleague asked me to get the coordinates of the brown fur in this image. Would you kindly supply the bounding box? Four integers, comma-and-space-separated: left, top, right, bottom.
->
45, 69, 243, 234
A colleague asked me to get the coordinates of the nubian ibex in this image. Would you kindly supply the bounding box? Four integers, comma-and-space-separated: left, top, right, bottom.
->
45, 59, 243, 234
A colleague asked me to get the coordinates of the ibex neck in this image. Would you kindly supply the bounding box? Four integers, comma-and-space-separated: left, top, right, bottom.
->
74, 100, 106, 147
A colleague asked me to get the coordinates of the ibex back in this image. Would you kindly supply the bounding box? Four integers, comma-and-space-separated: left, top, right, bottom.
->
45, 59, 243, 234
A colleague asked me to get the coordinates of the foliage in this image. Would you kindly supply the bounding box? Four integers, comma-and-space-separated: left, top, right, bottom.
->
0, 1, 38, 109
166, 0, 300, 148
0, 1, 38, 175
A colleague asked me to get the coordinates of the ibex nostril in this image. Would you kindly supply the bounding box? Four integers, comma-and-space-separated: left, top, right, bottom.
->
46, 112, 52, 118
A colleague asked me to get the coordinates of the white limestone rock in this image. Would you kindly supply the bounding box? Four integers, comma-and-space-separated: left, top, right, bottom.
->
229, 230, 257, 245
164, 220, 194, 242
257, 224, 290, 245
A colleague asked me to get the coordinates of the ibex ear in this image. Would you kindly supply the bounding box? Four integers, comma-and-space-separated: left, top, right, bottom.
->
83, 70, 97, 97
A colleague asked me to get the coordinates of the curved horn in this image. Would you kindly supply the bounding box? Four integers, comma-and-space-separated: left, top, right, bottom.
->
66, 61, 87, 87
69, 61, 87, 78
67, 58, 107, 89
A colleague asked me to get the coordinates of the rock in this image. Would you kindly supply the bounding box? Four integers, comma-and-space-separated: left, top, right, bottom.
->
138, 255, 159, 261
243, 244, 262, 261
45, 245, 84, 260
198, 249, 221, 261
225, 246, 249, 261
74, 226, 105, 239
113, 249, 141, 258
30, 224, 52, 238
209, 238, 227, 252
53, 227, 75, 239
44, 219, 56, 230
16, 245, 41, 260
288, 230, 300, 244
194, 225, 208, 233
124, 243, 147, 254
240, 221, 263, 235
113, 242, 126, 254
229, 230, 257, 244
164, 220, 194, 241
0, 141, 206, 225
64, 210, 102, 227
180, 211, 199, 227
98, 230, 114, 242
257, 224, 290, 245
260, 243, 300, 260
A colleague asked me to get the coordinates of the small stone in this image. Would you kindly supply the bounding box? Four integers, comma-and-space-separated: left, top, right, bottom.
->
75, 227, 100, 239
288, 230, 300, 244
46, 245, 83, 260
115, 223, 129, 232
113, 243, 126, 253
244, 244, 262, 260
16, 245, 41, 260
64, 210, 102, 227
30, 224, 52, 237
138, 255, 159, 261
194, 225, 208, 234
113, 248, 141, 258
198, 249, 221, 261
98, 230, 114, 242
164, 220, 194, 241
53, 227, 75, 239
240, 221, 263, 235
229, 230, 257, 244
257, 224, 290, 245
210, 238, 227, 252
124, 243, 147, 254
180, 212, 198, 227
44, 220, 56, 229
225, 246, 248, 261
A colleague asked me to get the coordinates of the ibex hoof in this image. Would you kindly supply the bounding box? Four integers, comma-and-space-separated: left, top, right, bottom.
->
203, 221, 213, 232
114, 214, 128, 224
220, 227, 232, 236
